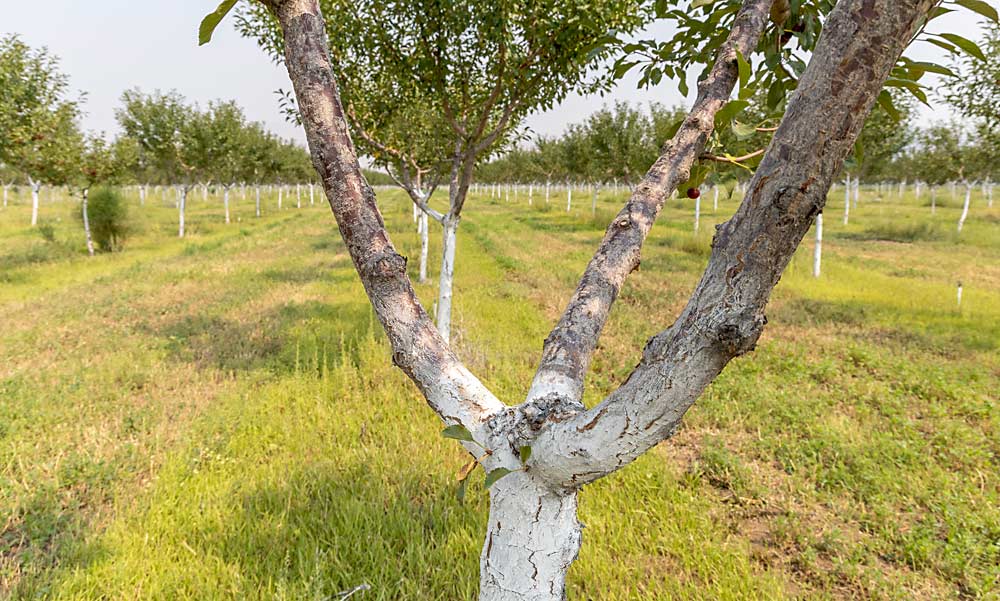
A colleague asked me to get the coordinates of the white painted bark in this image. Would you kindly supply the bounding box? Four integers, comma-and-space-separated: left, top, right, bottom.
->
255, 185, 262, 217
82, 188, 95, 256
30, 178, 41, 226
545, 182, 550, 204
566, 186, 571, 212
297, 183, 302, 208
694, 192, 701, 232
813, 212, 822, 278
591, 185, 597, 215
853, 177, 859, 208
957, 183, 972, 233
224, 187, 231, 224
713, 185, 718, 212
278, 185, 284, 209
309, 182, 314, 205
843, 174, 851, 225
2, 183, 8, 208
179, 187, 187, 238
479, 473, 581, 601
139, 184, 146, 206
528, 184, 533, 205
418, 211, 429, 283
931, 186, 937, 215
957, 282, 963, 308
436, 217, 458, 343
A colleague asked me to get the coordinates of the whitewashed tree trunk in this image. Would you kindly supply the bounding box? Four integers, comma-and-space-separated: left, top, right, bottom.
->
545, 181, 550, 204
2, 183, 9, 208
713, 185, 718, 212
591, 185, 598, 215
957, 183, 972, 233
843, 174, 851, 225
479, 473, 582, 601
297, 183, 302, 208
853, 177, 859, 208
255, 185, 262, 217
224, 187, 231, 224
82, 189, 95, 256
179, 187, 187, 238
694, 192, 701, 232
309, 182, 314, 205
813, 212, 823, 278
419, 211, 429, 283
528, 183, 533, 205
139, 184, 147, 206
957, 281, 963, 308
931, 186, 937, 215
278, 186, 284, 209
436, 217, 458, 343
30, 178, 41, 226
566, 186, 572, 212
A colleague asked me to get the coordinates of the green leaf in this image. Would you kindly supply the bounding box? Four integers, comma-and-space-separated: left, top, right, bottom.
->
735, 50, 752, 99
732, 121, 756, 140
484, 467, 514, 489
519, 445, 532, 464
876, 90, 900, 122
442, 424, 474, 443
853, 137, 865, 166
691, 0, 715, 8
456, 477, 469, 503
713, 100, 749, 130
936, 33, 987, 61
954, 0, 999, 23
199, 0, 239, 46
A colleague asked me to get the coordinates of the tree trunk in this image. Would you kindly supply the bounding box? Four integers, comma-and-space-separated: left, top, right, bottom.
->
566, 186, 571, 212
436, 216, 458, 343
179, 187, 187, 238
224, 187, 231, 224
309, 182, 314, 205
853, 178, 859, 208
139, 184, 146, 206
30, 178, 41, 227
278, 185, 284, 209
591, 185, 598, 215
957, 183, 972, 233
479, 473, 582, 601
297, 183, 302, 208
813, 212, 822, 278
528, 184, 533, 205
713, 185, 718, 212
694, 192, 701, 232
2, 183, 8, 208
931, 186, 937, 214
255, 185, 262, 217
418, 211, 429, 283
843, 174, 851, 225
82, 188, 95, 256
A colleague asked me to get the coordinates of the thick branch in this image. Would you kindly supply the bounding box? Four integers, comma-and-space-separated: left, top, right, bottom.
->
268, 0, 504, 435
529, 0, 938, 489
526, 0, 773, 407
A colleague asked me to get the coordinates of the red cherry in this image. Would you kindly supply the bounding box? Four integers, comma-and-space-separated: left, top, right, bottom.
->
687, 187, 701, 199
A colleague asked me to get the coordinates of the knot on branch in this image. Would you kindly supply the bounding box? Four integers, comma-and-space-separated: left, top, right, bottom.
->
358, 250, 407, 280
711, 312, 767, 357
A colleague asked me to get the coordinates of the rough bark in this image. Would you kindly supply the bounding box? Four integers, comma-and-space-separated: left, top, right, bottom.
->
528, 0, 937, 488
527, 0, 772, 407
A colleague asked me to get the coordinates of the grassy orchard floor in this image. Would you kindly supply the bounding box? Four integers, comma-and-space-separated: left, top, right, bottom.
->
0, 184, 997, 600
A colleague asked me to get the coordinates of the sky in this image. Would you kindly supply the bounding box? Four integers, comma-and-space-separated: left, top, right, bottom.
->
3, 1, 990, 147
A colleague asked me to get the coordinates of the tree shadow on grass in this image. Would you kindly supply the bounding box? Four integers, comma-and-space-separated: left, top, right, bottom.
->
153, 299, 378, 374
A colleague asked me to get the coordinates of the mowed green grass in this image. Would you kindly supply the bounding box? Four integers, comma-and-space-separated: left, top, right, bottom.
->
1, 182, 997, 600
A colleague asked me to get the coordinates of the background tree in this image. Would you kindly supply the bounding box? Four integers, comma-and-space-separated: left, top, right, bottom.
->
0, 34, 82, 226
237, 0, 648, 343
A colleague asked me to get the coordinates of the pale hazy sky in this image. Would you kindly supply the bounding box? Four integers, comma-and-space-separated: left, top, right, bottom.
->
3, 1, 989, 146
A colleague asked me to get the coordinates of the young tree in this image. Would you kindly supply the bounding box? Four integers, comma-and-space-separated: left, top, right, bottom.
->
200, 100, 250, 224
116, 90, 195, 236
205, 0, 981, 597
237, 0, 647, 343
0, 34, 81, 225
74, 134, 118, 256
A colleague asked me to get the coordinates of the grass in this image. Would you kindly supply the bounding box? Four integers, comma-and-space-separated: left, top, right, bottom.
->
1, 182, 998, 600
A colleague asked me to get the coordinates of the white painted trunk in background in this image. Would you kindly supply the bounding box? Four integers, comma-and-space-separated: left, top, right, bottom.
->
2, 184, 8, 208
178, 188, 187, 238
30, 179, 41, 226
255, 185, 262, 217
843, 175, 851, 225
813, 212, 823, 278
853, 178, 859, 208
278, 186, 283, 209
528, 184, 533, 205
224, 187, 231, 224
713, 185, 718, 212
418, 211, 429, 283
957, 184, 971, 233
479, 473, 581, 601
566, 187, 572, 212
591, 185, 598, 214
545, 182, 550, 204
82, 189, 95, 256
931, 187, 937, 214
309, 183, 314, 205
694, 193, 701, 232
297, 183, 302, 208
139, 185, 146, 206
436, 218, 458, 343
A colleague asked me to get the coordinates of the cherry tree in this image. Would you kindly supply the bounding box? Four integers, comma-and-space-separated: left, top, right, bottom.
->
202, 0, 981, 598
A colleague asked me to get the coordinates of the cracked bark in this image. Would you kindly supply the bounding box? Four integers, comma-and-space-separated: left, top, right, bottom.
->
260, 0, 936, 597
